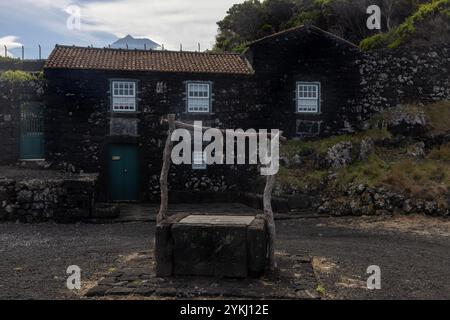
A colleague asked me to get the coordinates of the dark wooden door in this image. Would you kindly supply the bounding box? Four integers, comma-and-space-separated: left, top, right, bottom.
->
108, 144, 139, 201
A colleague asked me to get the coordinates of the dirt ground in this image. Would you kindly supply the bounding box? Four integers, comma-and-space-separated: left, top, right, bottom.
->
0, 214, 449, 300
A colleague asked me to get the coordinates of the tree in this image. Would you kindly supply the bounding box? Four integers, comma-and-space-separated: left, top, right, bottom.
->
214, 0, 445, 52
215, 0, 265, 52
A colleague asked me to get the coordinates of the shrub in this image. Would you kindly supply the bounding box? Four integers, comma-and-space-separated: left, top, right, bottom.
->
0, 70, 37, 83
360, 0, 450, 50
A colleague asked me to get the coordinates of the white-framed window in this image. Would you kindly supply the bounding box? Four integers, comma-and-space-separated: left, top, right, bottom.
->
187, 82, 211, 113
192, 151, 207, 170
112, 81, 136, 112
297, 82, 320, 113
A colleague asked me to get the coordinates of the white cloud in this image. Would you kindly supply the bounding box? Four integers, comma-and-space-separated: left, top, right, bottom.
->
0, 36, 23, 57
5, 0, 243, 51
78, 0, 243, 50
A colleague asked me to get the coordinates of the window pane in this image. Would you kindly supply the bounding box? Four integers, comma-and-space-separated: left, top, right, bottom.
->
187, 83, 210, 113
112, 96, 136, 112
297, 83, 319, 113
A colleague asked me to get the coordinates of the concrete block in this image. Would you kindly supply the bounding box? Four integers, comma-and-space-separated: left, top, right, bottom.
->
155, 214, 268, 278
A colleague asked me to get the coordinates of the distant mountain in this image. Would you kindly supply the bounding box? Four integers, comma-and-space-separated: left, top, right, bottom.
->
110, 35, 160, 50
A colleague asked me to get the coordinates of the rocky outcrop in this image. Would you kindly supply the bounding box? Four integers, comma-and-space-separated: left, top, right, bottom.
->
325, 142, 353, 170
318, 184, 449, 217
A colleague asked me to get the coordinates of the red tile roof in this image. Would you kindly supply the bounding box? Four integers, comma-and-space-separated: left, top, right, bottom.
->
45, 45, 254, 75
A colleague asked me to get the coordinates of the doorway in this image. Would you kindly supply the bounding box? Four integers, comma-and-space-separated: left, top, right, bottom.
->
108, 144, 139, 201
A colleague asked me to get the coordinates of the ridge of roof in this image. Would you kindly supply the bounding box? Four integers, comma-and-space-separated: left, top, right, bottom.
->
248, 24, 359, 48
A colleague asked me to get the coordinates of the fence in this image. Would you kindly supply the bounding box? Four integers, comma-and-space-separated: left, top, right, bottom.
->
1, 42, 205, 61
2, 45, 47, 60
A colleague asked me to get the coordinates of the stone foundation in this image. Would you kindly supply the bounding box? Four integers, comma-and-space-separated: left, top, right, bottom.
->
155, 213, 268, 278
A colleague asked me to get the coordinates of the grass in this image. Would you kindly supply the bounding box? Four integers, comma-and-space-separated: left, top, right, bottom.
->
280, 140, 450, 201
367, 101, 450, 135
423, 101, 450, 135
332, 153, 390, 190
381, 159, 450, 200
281, 128, 391, 158
278, 166, 328, 190
428, 143, 450, 161
316, 284, 326, 296
278, 101, 449, 201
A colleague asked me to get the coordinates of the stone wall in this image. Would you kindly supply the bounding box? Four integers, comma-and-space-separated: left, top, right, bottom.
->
0, 173, 97, 223
247, 28, 362, 137
355, 44, 450, 122
44, 69, 263, 201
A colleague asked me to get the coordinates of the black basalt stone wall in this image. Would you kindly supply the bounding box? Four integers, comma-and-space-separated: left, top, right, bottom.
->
246, 30, 362, 138
355, 44, 450, 121
44, 68, 262, 201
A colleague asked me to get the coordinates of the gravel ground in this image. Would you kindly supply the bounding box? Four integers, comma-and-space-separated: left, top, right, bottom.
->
0, 216, 449, 300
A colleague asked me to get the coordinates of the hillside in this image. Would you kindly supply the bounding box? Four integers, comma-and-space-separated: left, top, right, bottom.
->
275, 101, 450, 217
361, 0, 450, 50
214, 0, 449, 52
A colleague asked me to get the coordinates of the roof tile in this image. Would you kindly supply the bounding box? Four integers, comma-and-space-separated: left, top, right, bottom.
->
44, 46, 254, 75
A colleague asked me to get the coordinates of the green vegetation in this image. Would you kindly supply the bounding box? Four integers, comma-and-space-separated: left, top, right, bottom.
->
0, 70, 39, 83
368, 101, 450, 135
360, 0, 450, 50
316, 284, 326, 295
278, 100, 450, 200
281, 128, 391, 157
0, 56, 19, 63
281, 141, 450, 198
278, 166, 328, 190
423, 101, 450, 135
214, 0, 444, 52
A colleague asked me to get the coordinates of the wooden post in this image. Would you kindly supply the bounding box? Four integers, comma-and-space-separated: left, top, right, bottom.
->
157, 114, 175, 224
264, 174, 277, 271
263, 131, 281, 271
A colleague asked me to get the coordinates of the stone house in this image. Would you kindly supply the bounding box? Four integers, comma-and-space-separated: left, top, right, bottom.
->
1, 25, 363, 202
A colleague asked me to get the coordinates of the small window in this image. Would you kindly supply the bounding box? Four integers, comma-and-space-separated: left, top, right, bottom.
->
192, 151, 207, 170
297, 83, 320, 113
187, 83, 211, 113
112, 81, 136, 112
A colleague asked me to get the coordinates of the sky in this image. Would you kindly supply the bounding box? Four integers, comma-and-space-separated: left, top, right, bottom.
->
0, 0, 243, 59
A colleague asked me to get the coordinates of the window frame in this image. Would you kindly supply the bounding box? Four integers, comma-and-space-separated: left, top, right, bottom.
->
110, 80, 138, 113
186, 81, 212, 114
296, 82, 321, 114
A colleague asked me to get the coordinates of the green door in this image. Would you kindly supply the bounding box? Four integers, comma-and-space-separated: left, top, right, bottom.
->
108, 144, 139, 201
20, 102, 44, 159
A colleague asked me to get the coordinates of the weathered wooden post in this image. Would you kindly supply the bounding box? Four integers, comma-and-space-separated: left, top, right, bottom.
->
263, 130, 281, 271
264, 174, 277, 270
157, 114, 175, 224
